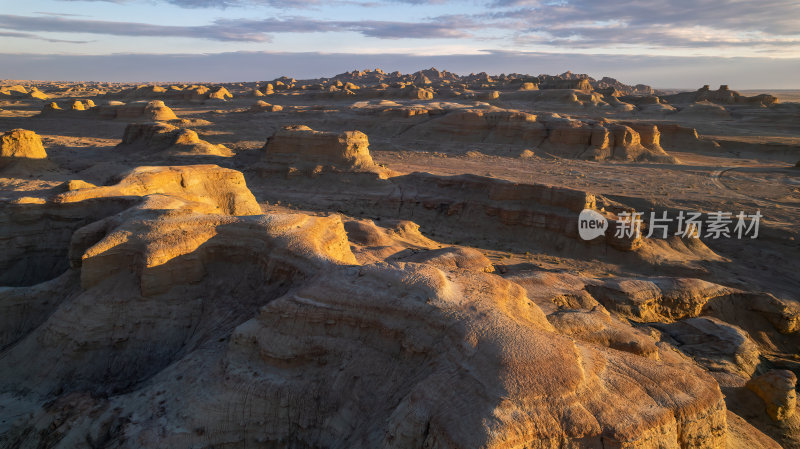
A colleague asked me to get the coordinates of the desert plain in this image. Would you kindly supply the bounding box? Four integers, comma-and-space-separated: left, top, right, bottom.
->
0, 69, 799, 448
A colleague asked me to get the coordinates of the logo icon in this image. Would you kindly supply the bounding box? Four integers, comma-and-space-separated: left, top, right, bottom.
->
578, 209, 608, 240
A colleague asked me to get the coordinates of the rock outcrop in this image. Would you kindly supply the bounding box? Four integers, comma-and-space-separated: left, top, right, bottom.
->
263, 125, 377, 172
38, 99, 96, 116
114, 84, 234, 104
546, 306, 660, 359
747, 370, 797, 421
249, 100, 283, 112
0, 84, 28, 97
0, 129, 47, 168
101, 100, 178, 121
207, 87, 232, 101
404, 109, 678, 162
540, 77, 592, 90
655, 317, 760, 376
39, 99, 178, 121
585, 277, 732, 321
0, 165, 260, 287
657, 123, 720, 152
118, 122, 232, 157
676, 101, 732, 119
405, 109, 546, 145
56, 165, 260, 216
663, 85, 779, 106
517, 89, 625, 110
40, 102, 63, 114
27, 88, 49, 100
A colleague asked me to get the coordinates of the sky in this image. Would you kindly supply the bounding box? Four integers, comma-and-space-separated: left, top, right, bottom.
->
0, 0, 799, 88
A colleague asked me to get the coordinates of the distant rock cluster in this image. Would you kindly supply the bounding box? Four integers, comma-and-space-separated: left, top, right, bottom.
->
40, 99, 179, 121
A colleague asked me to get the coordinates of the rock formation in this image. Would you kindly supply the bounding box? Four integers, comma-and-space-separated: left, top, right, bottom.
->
747, 370, 797, 421
663, 85, 779, 106
1, 70, 796, 449
207, 87, 232, 101
655, 317, 760, 376
27, 88, 49, 100
540, 77, 593, 90
263, 125, 377, 172
249, 100, 283, 112
103, 100, 178, 121
0, 129, 47, 166
119, 84, 236, 103
404, 109, 678, 162
0, 167, 732, 447
0, 163, 259, 287
118, 122, 233, 157
657, 124, 720, 151
676, 101, 732, 119
0, 84, 28, 98
38, 99, 178, 121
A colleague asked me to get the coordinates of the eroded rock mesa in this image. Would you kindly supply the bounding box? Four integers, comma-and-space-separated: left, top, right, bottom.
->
263, 124, 377, 172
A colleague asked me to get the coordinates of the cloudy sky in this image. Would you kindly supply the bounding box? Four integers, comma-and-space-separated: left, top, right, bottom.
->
1, 0, 799, 87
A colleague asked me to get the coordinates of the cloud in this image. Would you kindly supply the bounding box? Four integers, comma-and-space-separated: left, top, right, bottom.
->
34, 11, 88, 17
162, 0, 320, 7
0, 30, 92, 43
515, 25, 800, 50
7, 0, 800, 55
0, 14, 271, 42
212, 14, 482, 39
350, 16, 481, 39
0, 14, 481, 42
485, 0, 800, 51
52, 0, 379, 8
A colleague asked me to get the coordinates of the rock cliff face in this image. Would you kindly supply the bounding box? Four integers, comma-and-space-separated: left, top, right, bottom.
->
251, 126, 727, 264
253, 157, 663, 256
656, 124, 720, 152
